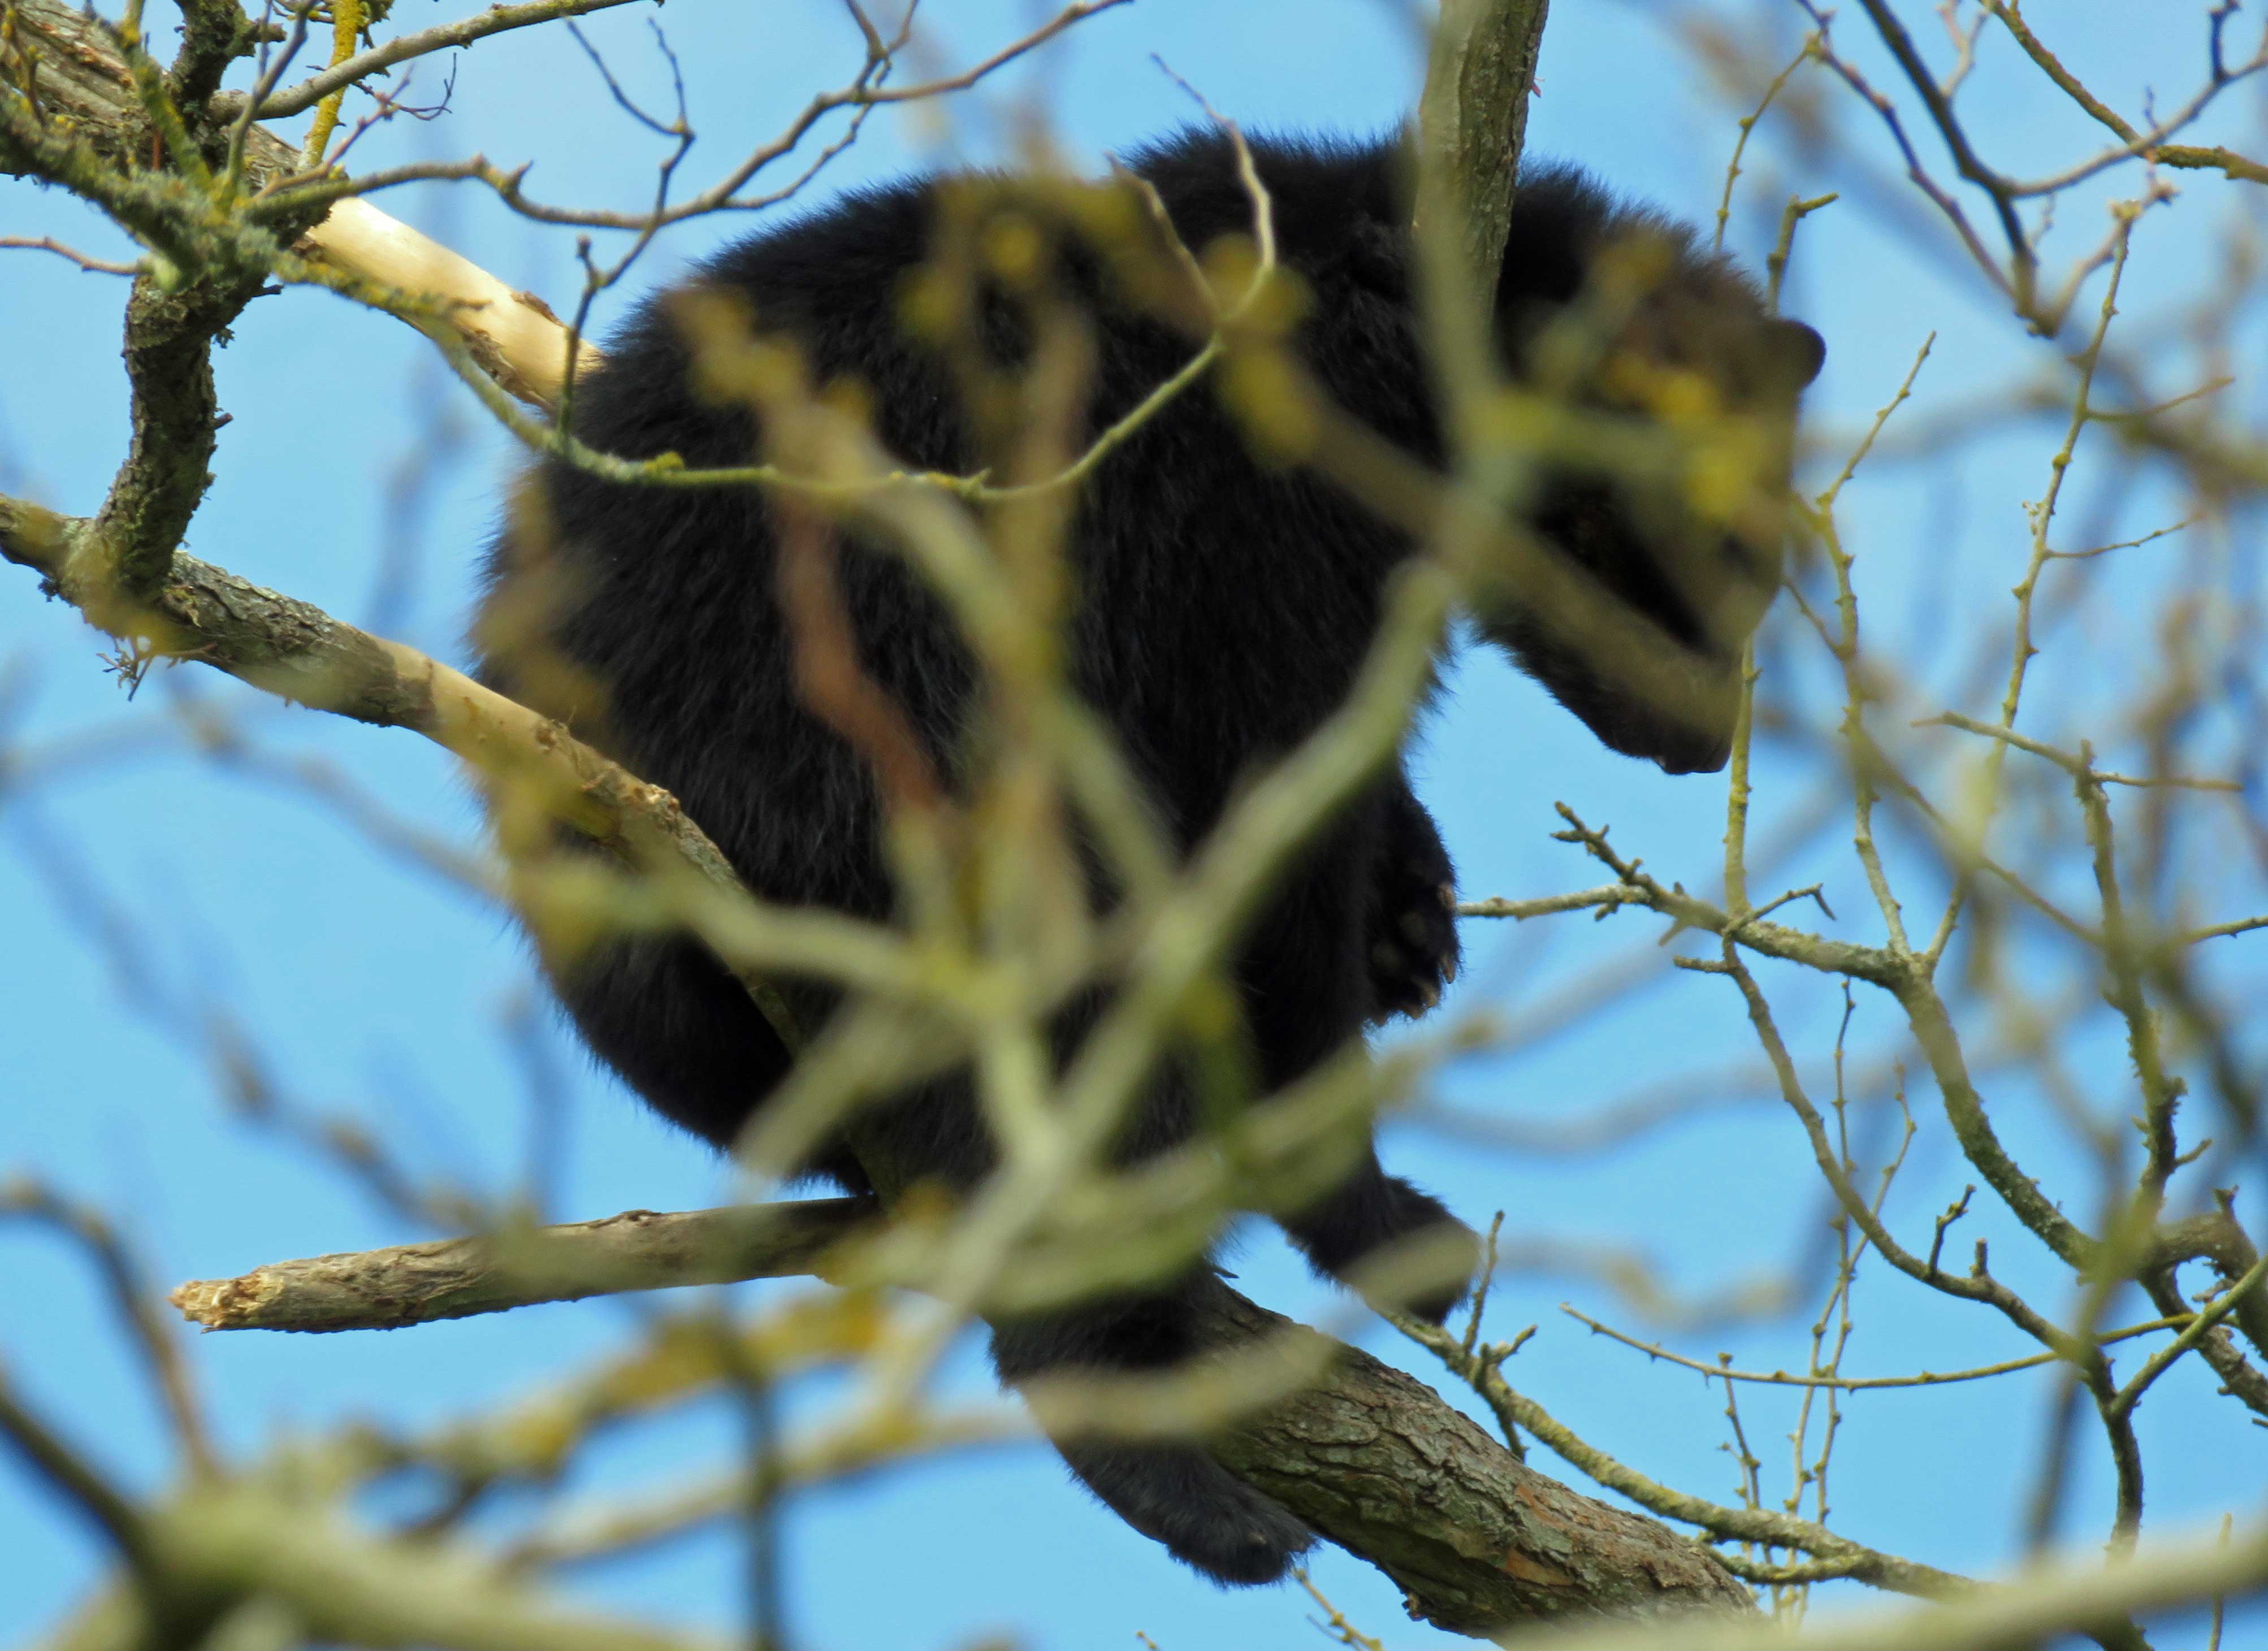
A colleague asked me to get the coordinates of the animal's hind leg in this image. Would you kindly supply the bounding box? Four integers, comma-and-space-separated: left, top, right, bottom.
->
845, 1030, 1307, 1585
988, 1267, 1314, 1585
1244, 796, 1475, 1323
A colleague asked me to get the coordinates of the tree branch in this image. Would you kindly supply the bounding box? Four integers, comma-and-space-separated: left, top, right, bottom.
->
170, 1201, 876, 1333
1416, 0, 1550, 299
3, 0, 583, 410
244, 0, 649, 120
0, 492, 803, 1047
168, 1201, 1754, 1633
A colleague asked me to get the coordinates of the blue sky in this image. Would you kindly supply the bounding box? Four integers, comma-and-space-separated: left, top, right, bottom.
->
3, 2, 2263, 1646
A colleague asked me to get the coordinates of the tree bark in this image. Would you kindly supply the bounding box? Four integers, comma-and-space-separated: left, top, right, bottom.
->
1417, 0, 1552, 297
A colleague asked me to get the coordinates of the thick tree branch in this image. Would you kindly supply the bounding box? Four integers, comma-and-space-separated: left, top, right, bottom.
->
1409, 0, 1548, 436
1417, 0, 1550, 298
1201, 1287, 1754, 1630
168, 1202, 1754, 1633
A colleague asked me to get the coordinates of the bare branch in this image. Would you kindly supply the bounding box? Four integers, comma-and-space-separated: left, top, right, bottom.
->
166, 1203, 1756, 1631
171, 1201, 876, 1332
249, 0, 652, 120
0, 234, 140, 274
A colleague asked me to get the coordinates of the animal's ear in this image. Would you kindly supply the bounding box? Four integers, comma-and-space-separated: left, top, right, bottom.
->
1767, 318, 1827, 388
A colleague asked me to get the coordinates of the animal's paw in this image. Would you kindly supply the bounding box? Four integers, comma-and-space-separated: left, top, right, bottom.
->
1058, 1441, 1313, 1586
1367, 870, 1461, 1022
1168, 1477, 1315, 1586
1399, 1214, 1483, 1327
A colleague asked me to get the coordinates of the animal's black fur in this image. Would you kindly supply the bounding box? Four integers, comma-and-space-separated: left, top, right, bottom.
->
474, 128, 1823, 1587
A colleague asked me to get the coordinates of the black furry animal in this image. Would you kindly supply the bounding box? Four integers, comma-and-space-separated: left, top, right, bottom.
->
475, 129, 1823, 1586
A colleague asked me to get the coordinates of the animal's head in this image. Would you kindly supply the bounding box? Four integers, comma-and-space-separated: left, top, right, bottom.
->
1479, 168, 1824, 775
